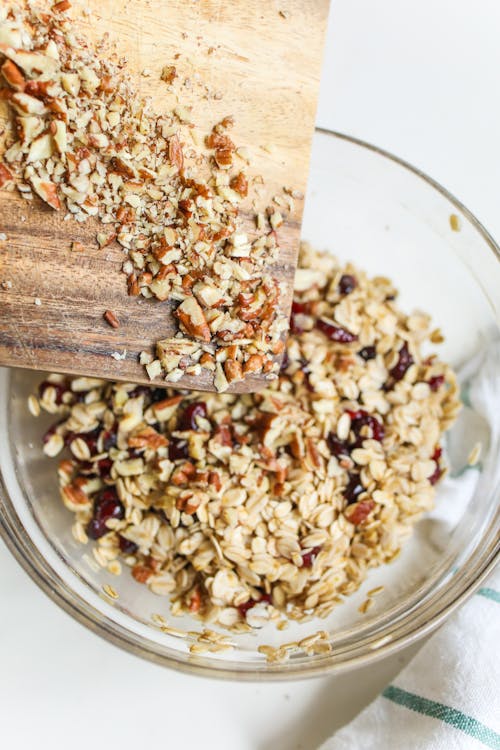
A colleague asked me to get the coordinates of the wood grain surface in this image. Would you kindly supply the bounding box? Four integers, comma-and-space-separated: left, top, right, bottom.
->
0, 0, 329, 391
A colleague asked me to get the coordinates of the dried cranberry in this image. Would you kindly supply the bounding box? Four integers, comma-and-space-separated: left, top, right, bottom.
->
429, 445, 443, 485
150, 388, 167, 403
128, 385, 151, 400
429, 466, 442, 485
86, 487, 124, 540
358, 346, 376, 361
102, 427, 117, 452
77, 461, 95, 474
128, 448, 143, 458
38, 380, 67, 405
168, 439, 189, 461
327, 433, 350, 457
290, 300, 311, 335
97, 457, 113, 478
178, 402, 208, 431
389, 343, 414, 383
63, 431, 76, 447
42, 420, 63, 444
237, 600, 257, 617
280, 351, 290, 372
344, 473, 365, 504
70, 427, 101, 456
316, 319, 358, 343
348, 409, 385, 444
118, 534, 138, 555
338, 274, 357, 295
301, 546, 321, 568
291, 301, 311, 315
237, 592, 272, 618
428, 375, 445, 392
432, 446, 442, 462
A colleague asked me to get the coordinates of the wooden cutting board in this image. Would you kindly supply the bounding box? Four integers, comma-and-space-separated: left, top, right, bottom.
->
0, 0, 329, 392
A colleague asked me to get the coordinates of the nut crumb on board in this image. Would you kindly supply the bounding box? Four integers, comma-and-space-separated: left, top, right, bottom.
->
103, 309, 120, 329
0, 1, 301, 391
32, 244, 460, 633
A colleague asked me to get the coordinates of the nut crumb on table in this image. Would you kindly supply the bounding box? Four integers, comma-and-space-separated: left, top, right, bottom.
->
31, 244, 461, 635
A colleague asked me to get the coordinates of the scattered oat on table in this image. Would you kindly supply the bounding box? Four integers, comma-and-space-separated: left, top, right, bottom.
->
467, 442, 482, 466
31, 244, 461, 630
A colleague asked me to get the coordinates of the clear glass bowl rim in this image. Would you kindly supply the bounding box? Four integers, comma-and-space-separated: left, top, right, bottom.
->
0, 129, 498, 681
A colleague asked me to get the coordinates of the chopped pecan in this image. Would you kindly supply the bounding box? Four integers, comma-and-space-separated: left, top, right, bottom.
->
306, 437, 322, 469
1, 59, 25, 91
345, 499, 375, 525
206, 132, 235, 151
168, 134, 184, 172
24, 80, 55, 98
224, 359, 243, 383
132, 564, 153, 583
103, 310, 120, 328
53, 0, 72, 11
58, 459, 74, 477
178, 198, 193, 218
172, 461, 196, 486
214, 147, 233, 168
127, 274, 140, 296
111, 157, 136, 179
61, 481, 90, 510
30, 177, 61, 210
243, 354, 264, 374
213, 423, 233, 447
230, 172, 248, 197
175, 297, 211, 342
188, 586, 202, 613
184, 494, 202, 515
116, 206, 136, 224
99, 74, 115, 93
200, 352, 215, 367
161, 65, 177, 84
128, 426, 167, 450
0, 164, 13, 188
208, 471, 222, 491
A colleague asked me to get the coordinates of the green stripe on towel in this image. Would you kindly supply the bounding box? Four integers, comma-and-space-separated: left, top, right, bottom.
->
382, 685, 500, 749
477, 588, 500, 603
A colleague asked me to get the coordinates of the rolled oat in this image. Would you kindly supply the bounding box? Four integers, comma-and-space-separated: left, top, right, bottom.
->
31, 245, 460, 629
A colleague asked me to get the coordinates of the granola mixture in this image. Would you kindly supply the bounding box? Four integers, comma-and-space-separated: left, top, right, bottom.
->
30, 244, 461, 630
0, 1, 292, 390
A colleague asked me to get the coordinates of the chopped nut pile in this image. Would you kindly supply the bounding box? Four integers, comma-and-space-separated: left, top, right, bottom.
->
31, 245, 461, 629
0, 1, 291, 390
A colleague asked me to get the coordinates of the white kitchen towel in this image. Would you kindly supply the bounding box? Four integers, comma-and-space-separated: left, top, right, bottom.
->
320, 343, 500, 750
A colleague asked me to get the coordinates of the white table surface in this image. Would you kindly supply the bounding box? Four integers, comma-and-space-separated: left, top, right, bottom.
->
2, 2, 500, 748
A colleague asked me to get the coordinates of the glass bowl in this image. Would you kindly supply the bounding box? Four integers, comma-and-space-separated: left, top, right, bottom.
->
0, 130, 499, 680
